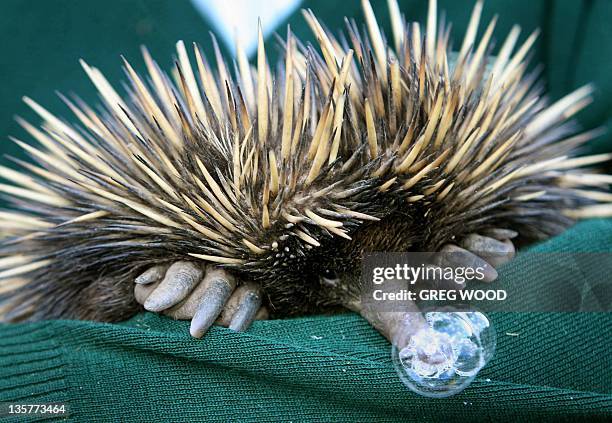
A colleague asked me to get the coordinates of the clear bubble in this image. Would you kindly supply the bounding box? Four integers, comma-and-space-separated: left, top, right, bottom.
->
392, 309, 496, 398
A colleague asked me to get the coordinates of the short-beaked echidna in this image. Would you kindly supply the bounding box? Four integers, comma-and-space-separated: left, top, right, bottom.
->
0, 0, 611, 341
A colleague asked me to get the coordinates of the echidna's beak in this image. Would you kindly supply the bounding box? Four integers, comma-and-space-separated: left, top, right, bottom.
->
345, 283, 496, 398
349, 299, 429, 349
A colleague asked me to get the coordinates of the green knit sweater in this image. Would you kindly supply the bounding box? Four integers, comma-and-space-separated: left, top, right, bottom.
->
1, 220, 611, 422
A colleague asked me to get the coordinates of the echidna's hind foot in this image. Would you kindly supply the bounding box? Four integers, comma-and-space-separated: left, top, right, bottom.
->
134, 262, 267, 338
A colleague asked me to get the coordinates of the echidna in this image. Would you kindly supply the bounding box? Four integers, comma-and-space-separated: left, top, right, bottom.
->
0, 0, 611, 343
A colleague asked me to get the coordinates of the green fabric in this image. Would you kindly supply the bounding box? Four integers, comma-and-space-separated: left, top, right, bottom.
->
0, 312, 611, 422
0, 222, 610, 422
0, 0, 611, 421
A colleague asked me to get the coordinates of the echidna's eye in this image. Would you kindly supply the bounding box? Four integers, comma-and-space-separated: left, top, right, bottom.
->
321, 269, 337, 279
320, 269, 339, 286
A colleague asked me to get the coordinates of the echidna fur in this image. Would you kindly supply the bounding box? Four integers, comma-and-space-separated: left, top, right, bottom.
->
0, 0, 611, 323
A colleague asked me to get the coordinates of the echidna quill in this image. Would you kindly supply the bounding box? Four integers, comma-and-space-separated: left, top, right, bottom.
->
0, 0, 611, 348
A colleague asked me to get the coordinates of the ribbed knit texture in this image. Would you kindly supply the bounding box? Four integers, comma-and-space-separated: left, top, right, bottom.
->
0, 220, 611, 422
1, 313, 611, 422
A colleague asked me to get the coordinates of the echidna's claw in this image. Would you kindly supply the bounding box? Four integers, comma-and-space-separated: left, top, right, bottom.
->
438, 244, 498, 282
460, 234, 516, 268
142, 261, 204, 312
460, 234, 513, 255
189, 268, 236, 338
134, 263, 267, 338
433, 232, 516, 282
228, 285, 263, 332
425, 265, 466, 290
134, 265, 168, 285
482, 228, 518, 240
353, 231, 518, 349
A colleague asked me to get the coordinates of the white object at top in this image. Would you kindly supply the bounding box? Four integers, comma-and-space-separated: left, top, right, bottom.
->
191, 0, 302, 57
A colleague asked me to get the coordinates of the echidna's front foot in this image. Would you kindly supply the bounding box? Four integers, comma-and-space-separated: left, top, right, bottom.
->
436, 230, 517, 283
134, 262, 267, 338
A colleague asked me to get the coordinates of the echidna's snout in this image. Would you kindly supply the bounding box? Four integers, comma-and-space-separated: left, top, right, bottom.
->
351, 298, 429, 347
345, 260, 499, 398
320, 226, 517, 348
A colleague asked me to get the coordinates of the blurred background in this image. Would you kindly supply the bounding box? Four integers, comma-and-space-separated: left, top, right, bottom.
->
1, 0, 610, 165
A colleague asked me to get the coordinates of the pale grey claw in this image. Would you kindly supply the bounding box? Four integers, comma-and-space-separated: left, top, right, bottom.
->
425, 265, 467, 290
460, 234, 514, 255
144, 261, 204, 312
189, 268, 236, 338
439, 244, 498, 282
134, 280, 160, 304
482, 228, 518, 240
490, 239, 516, 267
229, 286, 262, 332
135, 265, 167, 284
460, 234, 515, 268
